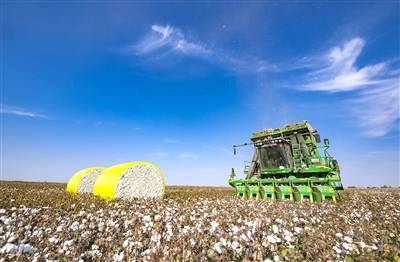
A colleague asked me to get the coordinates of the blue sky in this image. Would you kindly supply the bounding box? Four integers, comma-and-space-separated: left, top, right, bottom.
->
1, 2, 399, 186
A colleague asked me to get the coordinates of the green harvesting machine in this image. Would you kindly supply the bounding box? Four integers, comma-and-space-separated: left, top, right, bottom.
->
229, 121, 344, 202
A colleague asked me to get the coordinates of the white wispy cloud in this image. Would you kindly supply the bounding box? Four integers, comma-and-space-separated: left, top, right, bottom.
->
134, 25, 211, 57
351, 78, 399, 137
164, 138, 179, 144
152, 151, 169, 157
297, 38, 399, 137
0, 105, 48, 119
177, 153, 199, 159
301, 38, 390, 92
131, 24, 271, 74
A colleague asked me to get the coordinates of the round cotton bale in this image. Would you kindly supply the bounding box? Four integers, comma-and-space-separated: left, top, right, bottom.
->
93, 161, 165, 201
66, 167, 105, 195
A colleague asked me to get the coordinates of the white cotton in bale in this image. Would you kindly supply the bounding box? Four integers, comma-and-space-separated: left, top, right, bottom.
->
77, 169, 103, 194
66, 167, 105, 195
115, 164, 164, 200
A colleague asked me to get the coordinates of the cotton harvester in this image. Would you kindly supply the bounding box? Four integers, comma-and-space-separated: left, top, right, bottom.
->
229, 121, 344, 202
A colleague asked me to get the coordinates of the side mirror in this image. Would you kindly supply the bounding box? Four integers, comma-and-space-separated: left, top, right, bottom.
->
314, 134, 321, 143
230, 168, 236, 179
324, 138, 330, 146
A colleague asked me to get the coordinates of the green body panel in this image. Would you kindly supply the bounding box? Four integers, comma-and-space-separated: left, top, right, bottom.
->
248, 184, 261, 198
275, 185, 293, 201
261, 185, 275, 200
229, 121, 344, 202
292, 185, 313, 202
235, 184, 246, 197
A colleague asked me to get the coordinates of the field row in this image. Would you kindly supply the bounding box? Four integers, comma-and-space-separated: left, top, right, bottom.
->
0, 182, 399, 261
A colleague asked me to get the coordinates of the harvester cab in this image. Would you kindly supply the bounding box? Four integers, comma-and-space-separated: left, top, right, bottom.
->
229, 120, 344, 202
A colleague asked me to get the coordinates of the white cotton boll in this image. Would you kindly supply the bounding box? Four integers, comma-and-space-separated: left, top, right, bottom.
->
48, 237, 59, 244
342, 242, 352, 251
344, 236, 353, 243
267, 235, 277, 244
123, 239, 129, 248
241, 233, 248, 242
272, 225, 279, 234
2, 218, 11, 225
18, 244, 34, 253
190, 238, 196, 247
0, 243, 18, 254
335, 232, 343, 238
231, 241, 239, 250
182, 226, 191, 234
220, 237, 227, 246
113, 251, 124, 262
333, 246, 342, 254
56, 225, 64, 232
151, 233, 161, 243
213, 242, 222, 254
273, 235, 281, 243
62, 240, 74, 251
231, 225, 240, 234
70, 221, 80, 231
210, 221, 219, 233
294, 227, 303, 235
284, 234, 292, 242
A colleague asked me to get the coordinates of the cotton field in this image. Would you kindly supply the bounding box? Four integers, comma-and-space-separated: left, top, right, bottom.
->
0, 182, 399, 261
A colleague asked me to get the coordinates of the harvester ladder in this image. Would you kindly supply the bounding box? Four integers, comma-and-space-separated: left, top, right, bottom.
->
246, 149, 260, 179
292, 144, 302, 169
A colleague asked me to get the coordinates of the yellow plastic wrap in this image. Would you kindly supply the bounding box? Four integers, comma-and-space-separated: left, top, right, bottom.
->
92, 161, 165, 200
66, 167, 105, 195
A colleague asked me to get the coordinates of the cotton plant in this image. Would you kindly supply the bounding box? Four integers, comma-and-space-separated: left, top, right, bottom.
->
0, 183, 399, 261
